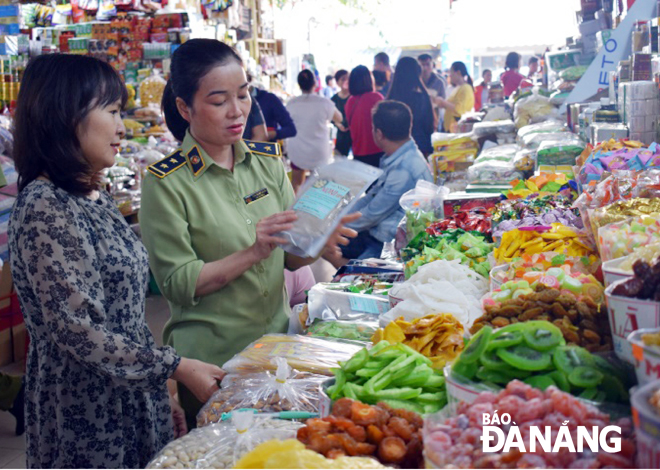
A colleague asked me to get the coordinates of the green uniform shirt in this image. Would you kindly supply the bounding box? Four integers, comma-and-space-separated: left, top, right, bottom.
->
139, 131, 295, 371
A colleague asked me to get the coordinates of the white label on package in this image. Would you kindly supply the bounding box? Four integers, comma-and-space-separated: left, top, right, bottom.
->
349, 296, 384, 315
293, 181, 350, 220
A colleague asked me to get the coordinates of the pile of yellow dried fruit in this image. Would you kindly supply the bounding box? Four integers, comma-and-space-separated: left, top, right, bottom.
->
494, 223, 595, 263
371, 314, 464, 369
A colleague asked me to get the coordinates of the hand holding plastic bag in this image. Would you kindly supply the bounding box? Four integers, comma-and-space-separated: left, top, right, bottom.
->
277, 160, 382, 258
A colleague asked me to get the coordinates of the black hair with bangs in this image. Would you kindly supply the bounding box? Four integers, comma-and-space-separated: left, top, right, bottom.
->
13, 54, 127, 195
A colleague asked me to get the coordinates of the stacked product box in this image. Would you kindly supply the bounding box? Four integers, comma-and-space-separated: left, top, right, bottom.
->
577, 0, 613, 58
0, 2, 22, 56
618, 81, 660, 145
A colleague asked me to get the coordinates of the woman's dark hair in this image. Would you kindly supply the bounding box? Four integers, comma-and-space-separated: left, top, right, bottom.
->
386, 56, 429, 103
298, 69, 316, 92
483, 69, 492, 77
505, 52, 521, 70
372, 70, 387, 88
451, 61, 474, 89
162, 39, 243, 141
334, 69, 348, 82
348, 65, 374, 96
14, 54, 127, 195
372, 100, 412, 141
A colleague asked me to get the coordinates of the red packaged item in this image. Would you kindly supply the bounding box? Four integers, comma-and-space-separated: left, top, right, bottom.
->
426, 209, 492, 236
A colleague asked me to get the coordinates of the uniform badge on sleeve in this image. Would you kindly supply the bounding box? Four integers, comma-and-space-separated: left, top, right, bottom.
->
244, 188, 269, 204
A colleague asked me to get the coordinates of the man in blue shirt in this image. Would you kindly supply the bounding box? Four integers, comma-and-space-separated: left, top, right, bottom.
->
325, 100, 433, 266
248, 74, 297, 142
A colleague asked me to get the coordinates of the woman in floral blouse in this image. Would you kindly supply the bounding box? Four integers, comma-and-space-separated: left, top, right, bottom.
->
8, 54, 225, 468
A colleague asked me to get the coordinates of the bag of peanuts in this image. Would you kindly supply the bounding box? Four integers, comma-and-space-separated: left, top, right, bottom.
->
197, 358, 326, 428
147, 410, 303, 469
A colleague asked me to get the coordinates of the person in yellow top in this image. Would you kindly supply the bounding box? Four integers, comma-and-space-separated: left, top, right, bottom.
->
435, 61, 475, 132
139, 39, 358, 428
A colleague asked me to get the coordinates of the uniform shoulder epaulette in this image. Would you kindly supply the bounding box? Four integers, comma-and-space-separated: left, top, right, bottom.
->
243, 139, 282, 158
147, 150, 187, 178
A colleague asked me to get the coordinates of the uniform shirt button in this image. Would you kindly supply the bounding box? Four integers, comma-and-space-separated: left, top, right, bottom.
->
257, 265, 265, 273
263, 290, 269, 297
246, 219, 252, 225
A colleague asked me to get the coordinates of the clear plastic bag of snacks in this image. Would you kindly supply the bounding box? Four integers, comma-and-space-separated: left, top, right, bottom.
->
147, 411, 303, 469
277, 159, 382, 258
221, 334, 363, 376
197, 358, 325, 427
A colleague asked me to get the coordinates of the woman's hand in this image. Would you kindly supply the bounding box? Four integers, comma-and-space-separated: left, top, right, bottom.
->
251, 211, 298, 261
435, 96, 447, 108
169, 394, 188, 438
172, 358, 226, 404
324, 212, 360, 254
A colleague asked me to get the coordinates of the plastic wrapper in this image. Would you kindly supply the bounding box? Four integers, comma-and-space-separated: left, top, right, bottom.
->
493, 194, 576, 223
473, 143, 520, 164
222, 334, 363, 376
306, 320, 376, 343
588, 197, 660, 235
424, 380, 635, 469
513, 88, 559, 129
139, 72, 167, 108
394, 181, 449, 253
503, 173, 577, 201
521, 130, 573, 150
536, 135, 586, 167
431, 132, 477, 152
278, 160, 382, 258
516, 119, 564, 142
0, 126, 13, 158
146, 412, 303, 469
426, 208, 491, 236
471, 119, 516, 137
307, 283, 388, 326
597, 215, 660, 261
402, 229, 494, 278
234, 439, 387, 469
466, 159, 524, 185
197, 358, 324, 427
492, 211, 584, 239
513, 148, 535, 171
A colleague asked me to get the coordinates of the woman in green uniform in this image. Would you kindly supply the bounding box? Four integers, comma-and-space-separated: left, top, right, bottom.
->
139, 39, 358, 427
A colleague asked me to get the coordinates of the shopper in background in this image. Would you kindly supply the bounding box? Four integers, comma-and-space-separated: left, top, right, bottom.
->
321, 74, 338, 99
528, 56, 539, 79
418, 53, 446, 131
249, 73, 297, 142
330, 69, 352, 157
373, 70, 388, 94
474, 69, 492, 111
10, 54, 225, 468
436, 61, 475, 132
374, 52, 393, 96
243, 98, 269, 141
286, 69, 345, 192
386, 56, 435, 156
345, 65, 384, 167
325, 100, 432, 267
500, 51, 525, 98
144, 40, 358, 428
0, 373, 23, 436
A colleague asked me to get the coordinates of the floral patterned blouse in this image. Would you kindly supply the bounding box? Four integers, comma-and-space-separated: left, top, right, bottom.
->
8, 180, 181, 468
